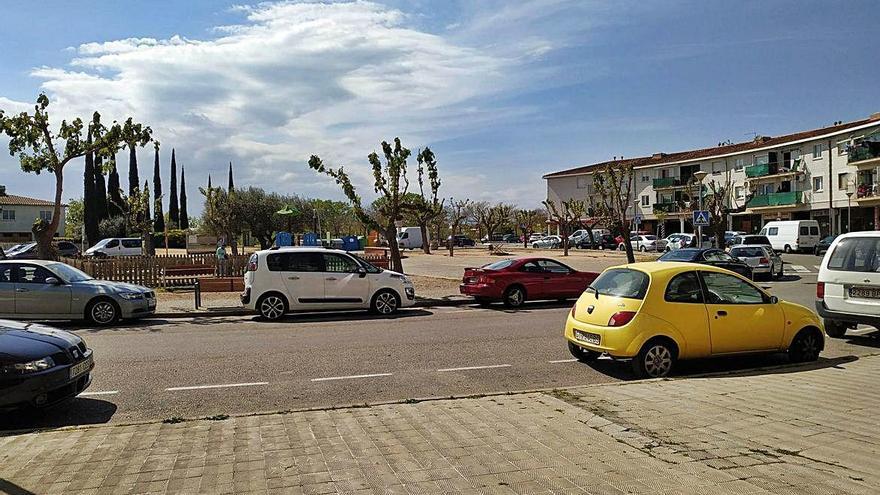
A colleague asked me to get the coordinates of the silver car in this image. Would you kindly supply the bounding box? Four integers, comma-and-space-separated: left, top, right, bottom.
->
0, 260, 156, 326
729, 245, 783, 280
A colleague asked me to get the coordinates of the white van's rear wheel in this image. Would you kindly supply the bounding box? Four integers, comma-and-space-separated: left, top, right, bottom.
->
784, 244, 792, 253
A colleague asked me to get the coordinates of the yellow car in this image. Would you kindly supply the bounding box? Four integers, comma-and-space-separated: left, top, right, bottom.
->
565, 262, 824, 378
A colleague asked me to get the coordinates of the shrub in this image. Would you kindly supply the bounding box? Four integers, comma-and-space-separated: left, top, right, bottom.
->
98, 216, 128, 239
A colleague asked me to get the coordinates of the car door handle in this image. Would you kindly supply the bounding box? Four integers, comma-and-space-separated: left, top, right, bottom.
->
287, 276, 300, 280
15, 288, 29, 293
715, 310, 727, 318
325, 277, 337, 281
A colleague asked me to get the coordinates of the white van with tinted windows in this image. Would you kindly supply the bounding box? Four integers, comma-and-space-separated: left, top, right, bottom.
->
84, 238, 143, 257
760, 220, 820, 253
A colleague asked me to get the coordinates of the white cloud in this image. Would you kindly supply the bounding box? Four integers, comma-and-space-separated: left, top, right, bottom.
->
0, 0, 603, 211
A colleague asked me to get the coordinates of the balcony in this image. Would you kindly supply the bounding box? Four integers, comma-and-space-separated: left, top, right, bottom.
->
848, 142, 880, 166
653, 177, 679, 188
745, 163, 778, 178
652, 202, 680, 214
747, 191, 803, 208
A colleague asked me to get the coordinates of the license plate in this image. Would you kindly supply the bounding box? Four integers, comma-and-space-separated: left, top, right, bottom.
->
148, 299, 156, 308
69, 356, 92, 380
574, 330, 600, 345
850, 286, 880, 299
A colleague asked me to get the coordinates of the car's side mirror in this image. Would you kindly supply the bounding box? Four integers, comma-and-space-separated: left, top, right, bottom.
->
770, 295, 778, 304
357, 267, 367, 278
45, 277, 61, 285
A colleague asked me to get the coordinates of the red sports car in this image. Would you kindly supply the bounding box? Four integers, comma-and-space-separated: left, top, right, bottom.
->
459, 257, 599, 308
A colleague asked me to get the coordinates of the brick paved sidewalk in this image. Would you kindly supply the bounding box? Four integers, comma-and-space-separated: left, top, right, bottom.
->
2, 356, 877, 494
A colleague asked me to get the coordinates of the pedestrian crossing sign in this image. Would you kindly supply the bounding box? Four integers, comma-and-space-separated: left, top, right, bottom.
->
693, 210, 710, 226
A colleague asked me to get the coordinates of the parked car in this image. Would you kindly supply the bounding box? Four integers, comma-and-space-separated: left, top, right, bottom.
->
565, 262, 824, 378
0, 319, 94, 410
729, 234, 773, 251
724, 231, 747, 247
0, 260, 156, 325
568, 229, 593, 245
527, 233, 547, 243
4, 242, 37, 259
663, 233, 712, 251
814, 235, 837, 256
531, 235, 563, 249
448, 235, 476, 247
55, 241, 80, 258
729, 245, 783, 280
577, 233, 618, 250
760, 220, 821, 253
816, 232, 880, 338
658, 248, 753, 279
241, 247, 415, 320
460, 257, 599, 308
481, 233, 517, 244
630, 235, 659, 252
84, 238, 143, 257
502, 233, 520, 244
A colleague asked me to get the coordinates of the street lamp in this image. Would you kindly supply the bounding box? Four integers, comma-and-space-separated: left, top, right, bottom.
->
693, 170, 709, 248
845, 190, 854, 233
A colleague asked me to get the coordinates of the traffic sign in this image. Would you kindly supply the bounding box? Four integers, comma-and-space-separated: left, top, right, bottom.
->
693, 210, 710, 227
634, 214, 643, 226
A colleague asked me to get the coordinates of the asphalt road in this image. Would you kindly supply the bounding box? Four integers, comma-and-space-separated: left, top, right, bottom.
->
2, 251, 878, 432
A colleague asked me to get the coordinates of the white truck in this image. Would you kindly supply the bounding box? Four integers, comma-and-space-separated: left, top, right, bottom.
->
759, 220, 821, 253
397, 227, 425, 250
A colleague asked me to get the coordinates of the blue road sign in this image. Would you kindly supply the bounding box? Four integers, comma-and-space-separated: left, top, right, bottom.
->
693, 210, 710, 227
634, 214, 643, 225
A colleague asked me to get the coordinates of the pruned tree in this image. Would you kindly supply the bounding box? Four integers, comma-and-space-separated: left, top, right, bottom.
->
542, 198, 586, 256
127, 183, 155, 255
309, 138, 413, 273
0, 94, 151, 259
515, 208, 547, 248
703, 171, 750, 248
200, 185, 243, 254
403, 147, 443, 254
592, 161, 636, 263
446, 198, 471, 257
473, 201, 513, 241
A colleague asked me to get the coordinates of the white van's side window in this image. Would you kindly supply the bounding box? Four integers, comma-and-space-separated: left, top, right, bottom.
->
799, 226, 809, 235
810, 226, 819, 236
768, 227, 778, 236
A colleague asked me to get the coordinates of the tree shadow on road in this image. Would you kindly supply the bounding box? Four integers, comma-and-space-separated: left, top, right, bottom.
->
0, 398, 117, 434
0, 479, 38, 495
251, 308, 433, 324
471, 300, 574, 312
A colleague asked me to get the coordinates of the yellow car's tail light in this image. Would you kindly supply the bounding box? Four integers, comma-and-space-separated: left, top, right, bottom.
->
608, 311, 636, 327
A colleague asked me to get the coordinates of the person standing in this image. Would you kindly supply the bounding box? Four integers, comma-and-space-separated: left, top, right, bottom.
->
216, 243, 228, 277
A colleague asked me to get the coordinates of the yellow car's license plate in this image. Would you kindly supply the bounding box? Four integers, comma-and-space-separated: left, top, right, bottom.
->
69, 356, 92, 380
575, 330, 600, 345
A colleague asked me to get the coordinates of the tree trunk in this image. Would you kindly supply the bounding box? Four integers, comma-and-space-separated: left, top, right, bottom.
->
144, 232, 155, 256
385, 225, 403, 272
419, 222, 431, 254
34, 168, 64, 260
561, 224, 569, 256
619, 221, 636, 263
448, 225, 456, 257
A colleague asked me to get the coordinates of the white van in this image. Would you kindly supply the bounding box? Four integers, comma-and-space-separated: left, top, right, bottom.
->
397, 227, 424, 250
759, 220, 821, 253
816, 231, 880, 337
84, 237, 143, 257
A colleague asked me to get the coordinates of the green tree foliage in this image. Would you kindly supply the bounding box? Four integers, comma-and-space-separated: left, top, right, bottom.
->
98, 216, 128, 239
64, 198, 84, 239
83, 129, 99, 246
228, 162, 234, 191
402, 147, 443, 254
592, 161, 636, 263
94, 153, 109, 222
0, 94, 151, 259
309, 138, 413, 273
168, 149, 179, 227
542, 198, 586, 256
152, 143, 164, 233
107, 161, 126, 218
179, 166, 189, 230
236, 187, 285, 249
199, 185, 243, 253
127, 183, 155, 255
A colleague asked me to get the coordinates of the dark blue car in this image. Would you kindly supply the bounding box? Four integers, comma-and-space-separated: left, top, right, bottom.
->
0, 319, 93, 410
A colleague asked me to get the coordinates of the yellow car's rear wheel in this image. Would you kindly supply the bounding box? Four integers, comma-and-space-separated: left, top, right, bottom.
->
632, 338, 677, 378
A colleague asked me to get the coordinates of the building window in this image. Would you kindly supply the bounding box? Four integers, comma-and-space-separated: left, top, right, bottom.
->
734, 158, 746, 170
576, 177, 588, 189
641, 195, 649, 206
837, 140, 849, 156
838, 172, 848, 190
39, 210, 52, 222
641, 175, 649, 183
813, 144, 824, 159
711, 161, 724, 174
735, 186, 744, 200
813, 176, 824, 192
1, 209, 14, 221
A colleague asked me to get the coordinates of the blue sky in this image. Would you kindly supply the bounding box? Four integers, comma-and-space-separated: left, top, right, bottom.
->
1, 0, 878, 215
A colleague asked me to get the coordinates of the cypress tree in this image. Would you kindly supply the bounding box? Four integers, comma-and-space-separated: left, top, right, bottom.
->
228, 162, 234, 191
94, 154, 109, 222
83, 129, 99, 246
128, 146, 139, 197
143, 180, 152, 224
153, 144, 165, 233
179, 166, 189, 230
168, 149, 179, 227
107, 160, 125, 218
207, 174, 212, 190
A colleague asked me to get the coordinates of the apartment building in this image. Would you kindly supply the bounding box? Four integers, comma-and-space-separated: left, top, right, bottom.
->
0, 185, 66, 242
544, 113, 880, 237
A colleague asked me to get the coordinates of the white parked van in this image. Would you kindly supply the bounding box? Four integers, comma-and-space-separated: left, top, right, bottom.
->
759, 220, 821, 253
84, 238, 144, 257
816, 231, 880, 337
397, 227, 424, 250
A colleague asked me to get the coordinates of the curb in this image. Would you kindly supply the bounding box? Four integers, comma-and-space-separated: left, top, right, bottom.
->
150, 297, 475, 319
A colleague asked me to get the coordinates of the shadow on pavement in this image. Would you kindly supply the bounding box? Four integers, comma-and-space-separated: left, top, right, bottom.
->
53, 318, 175, 332
582, 354, 859, 381
0, 479, 38, 495
838, 330, 880, 348
0, 398, 117, 434
475, 300, 574, 312
253, 308, 433, 324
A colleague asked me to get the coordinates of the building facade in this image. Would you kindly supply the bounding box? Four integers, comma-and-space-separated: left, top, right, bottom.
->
544, 114, 880, 237
0, 185, 66, 242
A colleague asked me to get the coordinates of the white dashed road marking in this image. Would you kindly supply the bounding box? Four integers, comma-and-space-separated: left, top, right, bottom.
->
311, 373, 393, 382
437, 364, 512, 372
548, 359, 579, 364
165, 382, 269, 391
80, 390, 119, 396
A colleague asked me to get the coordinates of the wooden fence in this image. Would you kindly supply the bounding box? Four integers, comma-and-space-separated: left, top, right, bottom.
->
60, 254, 250, 288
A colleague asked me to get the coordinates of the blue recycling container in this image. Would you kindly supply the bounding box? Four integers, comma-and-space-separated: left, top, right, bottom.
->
342, 235, 359, 251
275, 232, 293, 247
